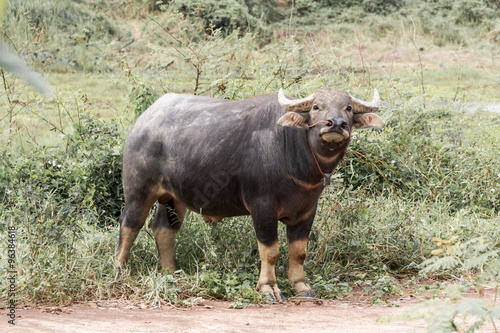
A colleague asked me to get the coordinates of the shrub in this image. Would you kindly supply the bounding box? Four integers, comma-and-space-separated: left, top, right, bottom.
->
67, 115, 125, 223
1, 113, 125, 229
173, 0, 281, 36
3, 0, 120, 73
128, 82, 159, 119
380, 236, 500, 332
342, 104, 499, 215
141, 0, 169, 11
362, 0, 402, 15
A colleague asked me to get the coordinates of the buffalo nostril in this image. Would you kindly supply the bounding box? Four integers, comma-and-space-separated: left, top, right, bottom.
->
328, 118, 346, 128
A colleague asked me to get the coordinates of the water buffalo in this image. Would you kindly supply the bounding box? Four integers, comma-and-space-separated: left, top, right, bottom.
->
117, 88, 384, 302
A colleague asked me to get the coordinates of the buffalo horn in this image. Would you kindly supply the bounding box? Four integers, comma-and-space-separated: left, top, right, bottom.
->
278, 88, 316, 112
349, 89, 381, 113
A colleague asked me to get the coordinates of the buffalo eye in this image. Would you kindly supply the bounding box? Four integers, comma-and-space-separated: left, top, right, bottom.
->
313, 105, 319, 110
346, 105, 352, 112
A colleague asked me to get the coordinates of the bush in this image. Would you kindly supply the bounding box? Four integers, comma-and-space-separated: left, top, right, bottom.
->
342, 104, 499, 215
178, 0, 252, 34
1, 114, 125, 228
173, 0, 282, 36
68, 115, 125, 223
128, 82, 159, 119
141, 0, 169, 11
412, 0, 500, 44
380, 236, 500, 332
6, 0, 117, 41
3, 0, 120, 73
362, 0, 402, 15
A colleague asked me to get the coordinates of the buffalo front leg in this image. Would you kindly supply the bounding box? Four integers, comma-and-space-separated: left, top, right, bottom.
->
287, 218, 317, 299
256, 240, 286, 303
251, 208, 286, 303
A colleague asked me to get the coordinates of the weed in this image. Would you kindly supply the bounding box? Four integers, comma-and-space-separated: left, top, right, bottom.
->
380, 236, 500, 332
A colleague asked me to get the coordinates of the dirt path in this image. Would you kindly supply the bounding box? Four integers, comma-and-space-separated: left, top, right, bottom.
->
2, 297, 429, 333
3, 290, 499, 333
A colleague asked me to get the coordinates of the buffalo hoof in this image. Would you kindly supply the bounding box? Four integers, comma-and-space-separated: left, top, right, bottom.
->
267, 292, 287, 303
290, 290, 322, 303
297, 290, 317, 299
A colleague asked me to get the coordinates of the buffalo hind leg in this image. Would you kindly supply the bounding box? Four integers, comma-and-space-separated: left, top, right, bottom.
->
150, 198, 186, 272
117, 195, 158, 266
287, 218, 317, 299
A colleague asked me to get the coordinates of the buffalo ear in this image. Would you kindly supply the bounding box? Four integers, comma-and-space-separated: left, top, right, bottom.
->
277, 112, 308, 128
352, 113, 385, 129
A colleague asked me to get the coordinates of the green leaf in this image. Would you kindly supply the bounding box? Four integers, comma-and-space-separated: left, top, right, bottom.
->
0, 44, 54, 97
464, 250, 499, 270
420, 255, 460, 274
488, 305, 500, 319
456, 298, 487, 317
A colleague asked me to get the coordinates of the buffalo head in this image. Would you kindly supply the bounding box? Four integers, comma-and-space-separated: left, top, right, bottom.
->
277, 88, 385, 149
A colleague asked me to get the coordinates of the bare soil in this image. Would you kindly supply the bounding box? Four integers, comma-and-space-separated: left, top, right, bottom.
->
3, 289, 500, 333
2, 297, 426, 333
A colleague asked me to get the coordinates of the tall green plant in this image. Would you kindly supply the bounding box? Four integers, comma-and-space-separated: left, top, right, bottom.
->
380, 236, 500, 332
0, 0, 52, 95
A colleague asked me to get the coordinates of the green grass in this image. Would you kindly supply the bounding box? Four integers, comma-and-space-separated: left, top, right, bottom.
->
47, 73, 131, 115
421, 68, 499, 102
1, 188, 497, 305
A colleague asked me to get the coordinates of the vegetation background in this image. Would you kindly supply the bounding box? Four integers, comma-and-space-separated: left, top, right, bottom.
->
0, 0, 499, 329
